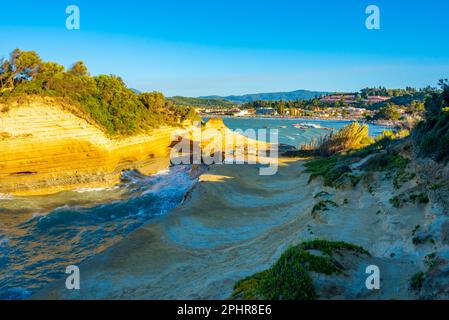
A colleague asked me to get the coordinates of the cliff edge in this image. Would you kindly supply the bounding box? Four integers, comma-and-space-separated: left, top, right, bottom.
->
0, 97, 177, 196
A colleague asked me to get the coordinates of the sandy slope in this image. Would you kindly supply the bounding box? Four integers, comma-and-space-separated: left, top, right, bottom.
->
32, 154, 448, 300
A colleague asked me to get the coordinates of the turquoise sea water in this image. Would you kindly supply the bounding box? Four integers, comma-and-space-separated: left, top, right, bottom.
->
216, 117, 388, 148
0, 118, 388, 299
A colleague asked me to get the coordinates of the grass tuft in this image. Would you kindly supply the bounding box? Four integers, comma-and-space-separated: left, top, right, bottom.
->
230, 240, 369, 300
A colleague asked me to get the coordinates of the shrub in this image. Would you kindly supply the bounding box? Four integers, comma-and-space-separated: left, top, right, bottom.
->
410, 272, 425, 291
230, 240, 369, 300
412, 81, 449, 163
318, 122, 371, 156
311, 200, 338, 215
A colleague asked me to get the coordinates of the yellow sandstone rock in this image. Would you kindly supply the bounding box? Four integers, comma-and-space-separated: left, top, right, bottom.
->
0, 97, 176, 196
0, 98, 272, 196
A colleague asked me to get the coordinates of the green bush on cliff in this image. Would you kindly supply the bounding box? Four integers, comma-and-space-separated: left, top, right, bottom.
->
0, 49, 199, 136
413, 79, 449, 163
230, 240, 369, 300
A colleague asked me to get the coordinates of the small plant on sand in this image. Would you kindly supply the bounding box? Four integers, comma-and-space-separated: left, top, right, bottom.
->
424, 253, 437, 268
314, 191, 330, 199
311, 200, 338, 216
362, 153, 409, 172
410, 192, 430, 204
389, 195, 403, 208
229, 240, 369, 300
410, 272, 425, 291
304, 156, 339, 186
412, 225, 421, 236
412, 234, 435, 246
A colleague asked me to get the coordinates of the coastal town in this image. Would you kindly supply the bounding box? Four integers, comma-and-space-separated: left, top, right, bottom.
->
196, 90, 426, 127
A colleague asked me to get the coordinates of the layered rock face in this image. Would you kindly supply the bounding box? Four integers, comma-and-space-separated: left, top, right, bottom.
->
0, 98, 176, 196
0, 98, 269, 196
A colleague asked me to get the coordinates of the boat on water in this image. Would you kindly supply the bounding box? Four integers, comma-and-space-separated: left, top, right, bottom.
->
292, 123, 333, 130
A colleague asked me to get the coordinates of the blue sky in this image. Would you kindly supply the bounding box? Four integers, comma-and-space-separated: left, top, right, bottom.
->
1, 0, 449, 96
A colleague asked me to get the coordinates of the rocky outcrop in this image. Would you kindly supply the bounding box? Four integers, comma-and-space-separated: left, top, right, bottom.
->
0, 97, 269, 196
0, 97, 177, 196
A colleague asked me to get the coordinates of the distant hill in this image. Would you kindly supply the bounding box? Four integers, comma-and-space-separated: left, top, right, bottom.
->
167, 96, 236, 108
200, 89, 331, 103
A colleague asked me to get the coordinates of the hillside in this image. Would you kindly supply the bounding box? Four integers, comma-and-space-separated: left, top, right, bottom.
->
0, 49, 198, 136
201, 89, 330, 103
167, 96, 235, 108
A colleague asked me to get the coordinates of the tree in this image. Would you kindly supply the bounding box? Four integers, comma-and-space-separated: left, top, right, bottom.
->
68, 61, 89, 77
36, 62, 65, 80
408, 100, 425, 115
139, 92, 165, 110
424, 80, 448, 116
375, 103, 401, 120
0, 49, 42, 91
439, 79, 449, 106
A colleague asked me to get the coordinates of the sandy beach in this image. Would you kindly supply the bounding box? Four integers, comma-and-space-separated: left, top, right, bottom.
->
32, 153, 439, 300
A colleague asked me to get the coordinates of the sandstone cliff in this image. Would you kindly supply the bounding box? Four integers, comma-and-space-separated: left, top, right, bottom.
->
0, 97, 270, 196
0, 97, 178, 196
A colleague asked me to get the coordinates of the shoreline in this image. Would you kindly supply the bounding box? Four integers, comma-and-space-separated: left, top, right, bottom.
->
31, 152, 440, 300
202, 114, 398, 127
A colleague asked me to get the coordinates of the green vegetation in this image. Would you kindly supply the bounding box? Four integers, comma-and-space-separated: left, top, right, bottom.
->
311, 200, 338, 216
204, 89, 329, 104
238, 86, 428, 118
413, 79, 449, 163
305, 155, 366, 188
303, 125, 414, 191
304, 156, 340, 186
361, 86, 418, 98
230, 240, 369, 300
167, 96, 235, 108
410, 193, 430, 204
412, 225, 421, 236
373, 103, 402, 121
363, 153, 416, 189
389, 196, 402, 208
361, 153, 414, 189
362, 153, 409, 173
313, 191, 330, 199
389, 192, 429, 208
410, 272, 425, 291
424, 253, 437, 268
0, 49, 199, 136
412, 234, 435, 246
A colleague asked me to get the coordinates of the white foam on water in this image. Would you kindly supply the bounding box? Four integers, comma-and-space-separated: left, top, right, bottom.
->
154, 168, 170, 176
75, 186, 118, 193
0, 237, 9, 246
0, 193, 14, 200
